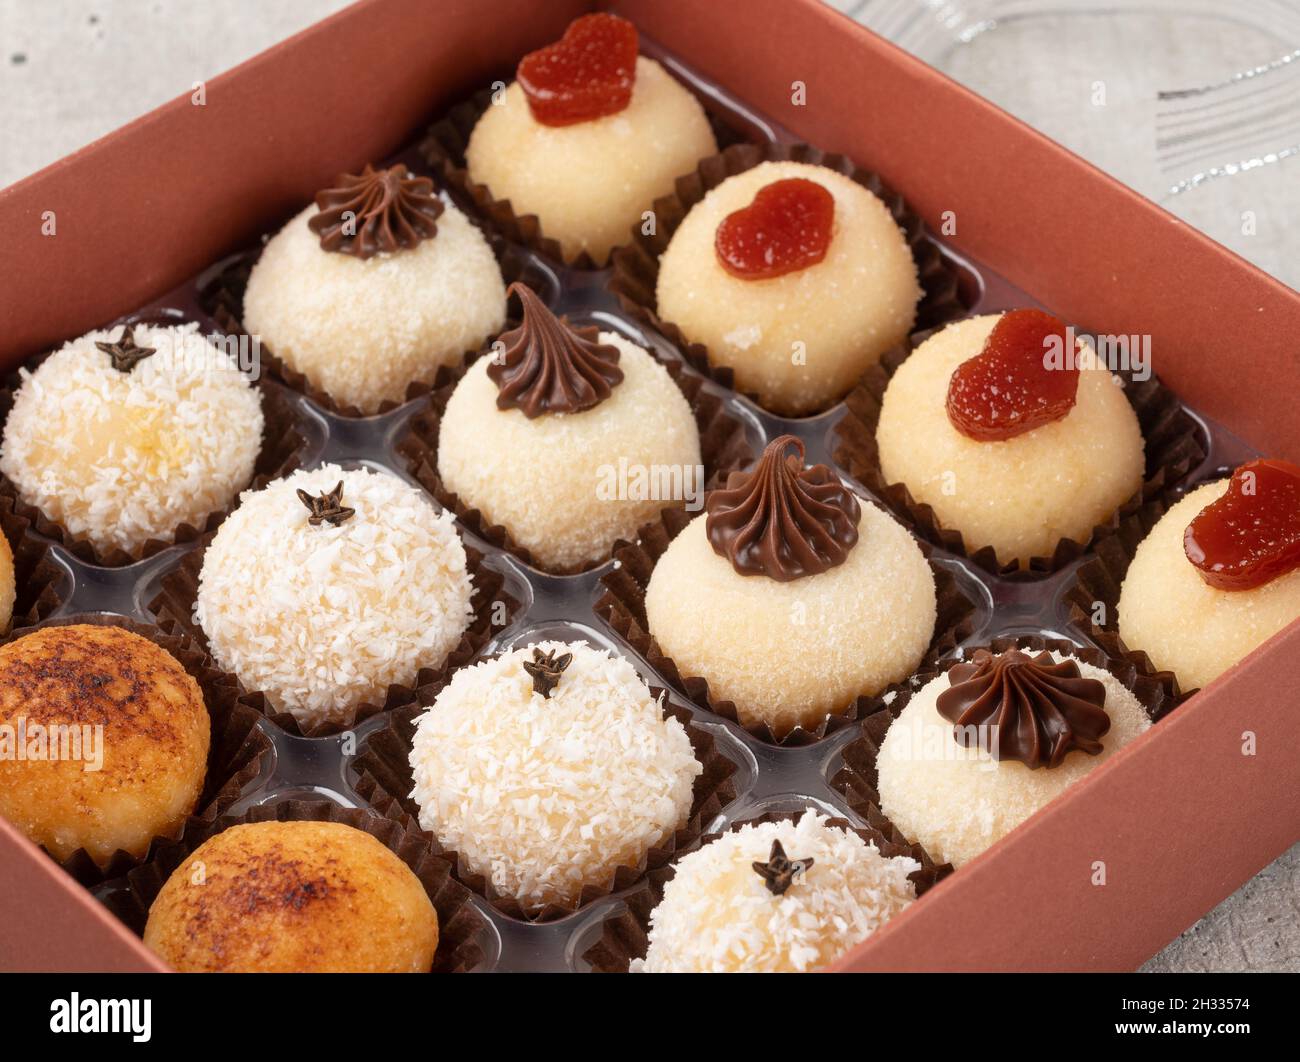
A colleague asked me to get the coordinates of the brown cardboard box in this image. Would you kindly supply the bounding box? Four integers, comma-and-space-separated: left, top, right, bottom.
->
0, 0, 1296, 972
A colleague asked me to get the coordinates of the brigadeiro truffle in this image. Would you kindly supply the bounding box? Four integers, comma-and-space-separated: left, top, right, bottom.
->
195, 463, 474, 730
1118, 459, 1300, 690
144, 821, 439, 973
437, 283, 702, 570
407, 640, 702, 914
654, 161, 921, 415
465, 12, 717, 265
241, 163, 506, 413
875, 311, 1145, 567
0, 322, 264, 558
633, 811, 918, 973
876, 646, 1150, 867
0, 624, 210, 866
644, 435, 936, 736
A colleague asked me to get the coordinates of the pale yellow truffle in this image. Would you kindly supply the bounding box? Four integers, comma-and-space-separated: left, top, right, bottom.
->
466, 57, 717, 265
0, 535, 13, 630
1119, 480, 1300, 690
655, 161, 921, 416
877, 651, 1150, 868
876, 314, 1145, 566
645, 503, 936, 734
437, 333, 702, 570
242, 200, 505, 414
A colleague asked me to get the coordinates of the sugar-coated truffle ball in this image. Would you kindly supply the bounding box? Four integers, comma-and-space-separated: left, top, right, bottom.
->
633, 812, 918, 973
144, 821, 439, 973
645, 505, 936, 734
408, 640, 701, 913
655, 161, 921, 416
437, 332, 701, 570
0, 624, 210, 865
0, 534, 13, 630
196, 464, 473, 730
1119, 480, 1300, 690
876, 314, 1145, 566
242, 200, 505, 413
876, 651, 1150, 867
0, 323, 264, 556
467, 57, 717, 266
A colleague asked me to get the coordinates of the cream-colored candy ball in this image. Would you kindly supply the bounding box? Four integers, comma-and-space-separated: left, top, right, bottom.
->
437, 333, 701, 570
0, 323, 264, 556
877, 651, 1150, 867
466, 57, 717, 265
876, 314, 1145, 566
633, 811, 917, 973
243, 201, 505, 414
0, 535, 13, 630
645, 504, 936, 734
1119, 481, 1300, 690
655, 161, 921, 416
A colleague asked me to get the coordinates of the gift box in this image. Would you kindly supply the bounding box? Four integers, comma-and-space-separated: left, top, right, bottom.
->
0, 0, 1296, 973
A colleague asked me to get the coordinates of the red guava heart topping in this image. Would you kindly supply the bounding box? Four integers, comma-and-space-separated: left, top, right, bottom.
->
945, 309, 1079, 441
714, 178, 836, 280
1184, 459, 1300, 591
517, 13, 639, 127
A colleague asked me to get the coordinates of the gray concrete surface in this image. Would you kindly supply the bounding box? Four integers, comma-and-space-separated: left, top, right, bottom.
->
0, 0, 1295, 973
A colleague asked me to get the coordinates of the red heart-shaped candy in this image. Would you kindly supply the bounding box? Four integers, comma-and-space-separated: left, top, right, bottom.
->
1184, 458, 1300, 591
946, 309, 1078, 441
714, 178, 835, 280
517, 13, 638, 127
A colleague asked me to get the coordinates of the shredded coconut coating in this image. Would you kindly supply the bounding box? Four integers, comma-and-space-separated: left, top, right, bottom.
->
876, 314, 1145, 565
1119, 480, 1300, 689
645, 504, 936, 734
196, 464, 473, 729
437, 333, 702, 570
656, 161, 921, 416
408, 640, 702, 913
466, 57, 717, 265
634, 811, 918, 972
242, 199, 506, 414
0, 323, 263, 555
877, 651, 1150, 867
0, 535, 13, 629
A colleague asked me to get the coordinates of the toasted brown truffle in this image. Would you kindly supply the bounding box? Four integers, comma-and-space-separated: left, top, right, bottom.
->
143, 821, 439, 973
0, 534, 13, 630
0, 624, 210, 864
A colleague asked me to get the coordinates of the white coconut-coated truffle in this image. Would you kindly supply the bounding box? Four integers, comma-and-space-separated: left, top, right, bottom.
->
876, 314, 1145, 566
466, 57, 717, 266
876, 651, 1150, 868
1119, 480, 1300, 690
242, 200, 506, 414
0, 534, 13, 630
645, 505, 936, 735
437, 332, 702, 570
633, 811, 918, 973
408, 640, 701, 913
195, 464, 473, 730
0, 323, 263, 556
655, 161, 921, 416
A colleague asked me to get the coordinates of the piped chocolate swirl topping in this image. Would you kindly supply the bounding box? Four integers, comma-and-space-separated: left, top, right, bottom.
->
308, 164, 444, 259
705, 435, 860, 582
936, 648, 1110, 769
488, 283, 623, 418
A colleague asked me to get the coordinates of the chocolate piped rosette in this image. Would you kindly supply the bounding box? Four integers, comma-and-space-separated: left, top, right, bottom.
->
596, 433, 977, 743
425, 12, 719, 268
1070, 458, 1300, 693
238, 161, 507, 415
0, 319, 304, 566
832, 635, 1176, 871
353, 638, 738, 921
834, 308, 1205, 575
